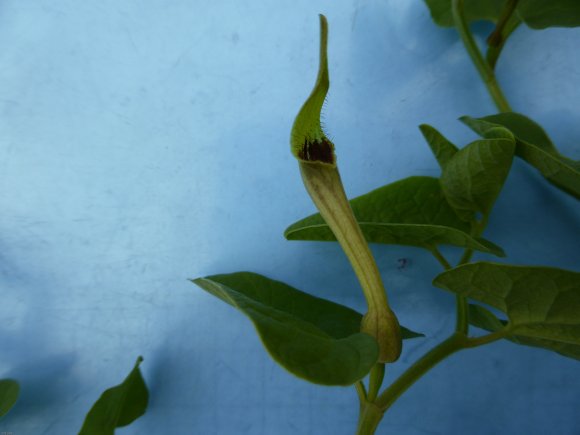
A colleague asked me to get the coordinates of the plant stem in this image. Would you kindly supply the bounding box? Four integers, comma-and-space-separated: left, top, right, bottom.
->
373, 327, 509, 416
375, 333, 467, 411
455, 295, 469, 334
458, 247, 474, 265
355, 380, 368, 403
429, 247, 452, 270
356, 401, 384, 435
455, 211, 491, 334
454, 244, 477, 334
429, 247, 468, 333
486, 0, 521, 70
452, 0, 512, 112
353, 329, 510, 434
354, 5, 519, 433
367, 363, 385, 402
466, 328, 510, 347
487, 0, 518, 48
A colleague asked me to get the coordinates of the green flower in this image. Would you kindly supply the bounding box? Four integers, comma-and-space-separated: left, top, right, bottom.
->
290, 15, 402, 362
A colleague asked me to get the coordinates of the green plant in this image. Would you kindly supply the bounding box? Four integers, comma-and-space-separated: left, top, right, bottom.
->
0, 358, 147, 434
0, 379, 19, 419
193, 3, 579, 434
79, 357, 148, 435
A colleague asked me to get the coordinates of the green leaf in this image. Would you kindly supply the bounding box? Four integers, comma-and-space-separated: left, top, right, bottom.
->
469, 304, 580, 361
193, 272, 422, 386
440, 136, 515, 221
468, 303, 506, 331
0, 379, 19, 418
419, 124, 459, 170
423, 0, 580, 29
434, 262, 580, 354
423, 0, 504, 27
461, 113, 580, 199
284, 176, 504, 256
79, 357, 148, 435
399, 327, 425, 340
516, 0, 580, 29
461, 112, 556, 153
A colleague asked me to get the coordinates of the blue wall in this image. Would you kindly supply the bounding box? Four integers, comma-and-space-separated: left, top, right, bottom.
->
0, 1, 578, 433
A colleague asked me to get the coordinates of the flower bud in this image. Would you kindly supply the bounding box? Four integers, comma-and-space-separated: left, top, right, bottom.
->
290, 14, 401, 362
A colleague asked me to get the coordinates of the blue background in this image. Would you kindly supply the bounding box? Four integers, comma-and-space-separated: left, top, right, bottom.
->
0, 1, 579, 434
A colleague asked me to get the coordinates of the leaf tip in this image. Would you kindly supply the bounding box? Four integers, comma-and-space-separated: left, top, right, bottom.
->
290, 14, 336, 167
282, 226, 292, 240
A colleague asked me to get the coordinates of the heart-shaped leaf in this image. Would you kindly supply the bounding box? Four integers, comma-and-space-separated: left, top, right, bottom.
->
285, 176, 504, 256
423, 0, 580, 29
469, 304, 580, 361
423, 0, 505, 27
462, 113, 556, 154
419, 124, 459, 170
434, 262, 580, 352
79, 357, 148, 435
0, 379, 19, 418
440, 136, 515, 222
516, 0, 580, 29
193, 272, 422, 386
461, 113, 580, 199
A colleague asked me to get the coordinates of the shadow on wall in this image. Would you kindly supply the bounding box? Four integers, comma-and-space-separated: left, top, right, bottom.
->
0, 247, 80, 423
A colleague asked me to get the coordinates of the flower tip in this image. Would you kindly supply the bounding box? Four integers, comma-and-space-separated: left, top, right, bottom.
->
290, 14, 335, 166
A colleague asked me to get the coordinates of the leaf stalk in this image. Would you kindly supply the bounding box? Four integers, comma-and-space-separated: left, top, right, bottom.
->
486, 0, 521, 70
366, 363, 385, 402
452, 0, 512, 112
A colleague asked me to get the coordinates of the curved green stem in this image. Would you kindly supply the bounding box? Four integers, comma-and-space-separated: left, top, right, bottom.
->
367, 363, 385, 402
466, 327, 510, 347
487, 0, 519, 48
455, 247, 475, 334
355, 380, 368, 403
455, 295, 469, 334
375, 333, 467, 411
429, 246, 469, 333
452, 0, 512, 112
486, 0, 521, 70
455, 211, 490, 334
374, 328, 508, 414
429, 247, 452, 270
458, 248, 475, 265
356, 401, 384, 435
